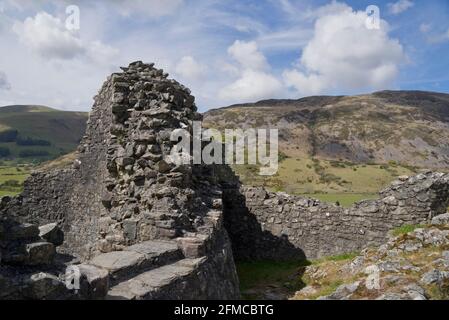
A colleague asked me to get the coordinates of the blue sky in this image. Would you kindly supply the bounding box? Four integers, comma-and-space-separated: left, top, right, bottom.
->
0, 0, 449, 112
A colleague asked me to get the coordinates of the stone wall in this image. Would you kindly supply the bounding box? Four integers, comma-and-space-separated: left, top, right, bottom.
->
0, 71, 115, 259
0, 61, 240, 299
224, 172, 449, 260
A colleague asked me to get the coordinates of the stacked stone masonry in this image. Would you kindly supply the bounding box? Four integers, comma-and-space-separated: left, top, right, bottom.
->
223, 172, 449, 260
0, 62, 239, 300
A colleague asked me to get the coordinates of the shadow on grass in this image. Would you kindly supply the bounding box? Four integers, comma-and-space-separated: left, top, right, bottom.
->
236, 259, 311, 300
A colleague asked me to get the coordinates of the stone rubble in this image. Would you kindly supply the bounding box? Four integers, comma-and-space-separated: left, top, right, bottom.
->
296, 222, 449, 300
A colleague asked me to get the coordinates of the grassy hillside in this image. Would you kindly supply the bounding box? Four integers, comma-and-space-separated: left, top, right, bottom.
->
0, 105, 87, 163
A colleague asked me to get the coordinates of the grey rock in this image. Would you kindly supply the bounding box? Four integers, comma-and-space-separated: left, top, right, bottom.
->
22, 272, 68, 300
77, 264, 110, 300
431, 213, 449, 226
327, 281, 361, 300
420, 269, 449, 285
122, 219, 138, 241
25, 242, 55, 265
403, 283, 427, 300
441, 251, 449, 267
6, 223, 39, 240
376, 293, 406, 300
39, 223, 64, 246
156, 159, 171, 173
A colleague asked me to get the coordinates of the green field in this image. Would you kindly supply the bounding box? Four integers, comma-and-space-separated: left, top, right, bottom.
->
0, 165, 31, 196
232, 156, 418, 207
302, 193, 378, 207
0, 105, 87, 163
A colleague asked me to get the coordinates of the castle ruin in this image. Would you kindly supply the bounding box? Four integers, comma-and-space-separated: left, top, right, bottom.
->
1, 62, 449, 299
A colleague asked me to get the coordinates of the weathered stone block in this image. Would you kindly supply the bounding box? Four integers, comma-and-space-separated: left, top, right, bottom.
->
176, 237, 205, 258
77, 264, 110, 300
123, 219, 138, 240
6, 223, 39, 240
22, 272, 68, 300
39, 223, 64, 246
25, 242, 55, 265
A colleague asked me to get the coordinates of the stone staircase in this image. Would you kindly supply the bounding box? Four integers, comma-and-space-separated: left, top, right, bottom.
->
88, 240, 183, 286
106, 257, 205, 300
78, 238, 209, 300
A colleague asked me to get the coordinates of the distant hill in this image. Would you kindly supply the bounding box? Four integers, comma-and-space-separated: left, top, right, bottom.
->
203, 90, 449, 196
0, 105, 88, 163
204, 90, 449, 169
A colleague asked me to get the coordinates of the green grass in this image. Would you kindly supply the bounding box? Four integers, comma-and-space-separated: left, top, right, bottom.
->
312, 252, 359, 265
302, 193, 378, 207
392, 224, 426, 236
236, 260, 309, 299
0, 165, 31, 196
233, 157, 416, 196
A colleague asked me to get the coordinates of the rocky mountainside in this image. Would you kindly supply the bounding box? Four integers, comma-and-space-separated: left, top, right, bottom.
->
204, 90, 449, 169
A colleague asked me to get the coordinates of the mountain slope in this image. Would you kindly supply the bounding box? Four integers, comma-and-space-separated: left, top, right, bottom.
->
203, 90, 449, 196
204, 90, 449, 169
0, 105, 88, 162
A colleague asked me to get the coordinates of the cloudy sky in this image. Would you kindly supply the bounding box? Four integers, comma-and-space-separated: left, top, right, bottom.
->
0, 0, 448, 112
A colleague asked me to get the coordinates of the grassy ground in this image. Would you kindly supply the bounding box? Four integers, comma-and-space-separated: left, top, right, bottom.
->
302, 193, 378, 207
0, 165, 31, 196
234, 157, 416, 194
236, 253, 360, 300
232, 156, 417, 207
237, 260, 309, 300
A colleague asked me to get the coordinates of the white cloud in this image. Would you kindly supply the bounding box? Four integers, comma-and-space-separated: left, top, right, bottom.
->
219, 69, 283, 101
219, 40, 282, 102
13, 12, 85, 59
13, 11, 118, 61
387, 0, 414, 15
227, 40, 268, 71
175, 56, 206, 80
0, 71, 11, 90
283, 4, 405, 96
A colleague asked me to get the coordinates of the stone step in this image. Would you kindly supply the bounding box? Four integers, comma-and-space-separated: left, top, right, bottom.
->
89, 240, 183, 285
106, 257, 205, 300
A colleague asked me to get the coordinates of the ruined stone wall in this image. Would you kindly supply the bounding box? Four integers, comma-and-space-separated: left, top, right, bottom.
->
1, 72, 115, 259
224, 172, 449, 260
1, 61, 240, 299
